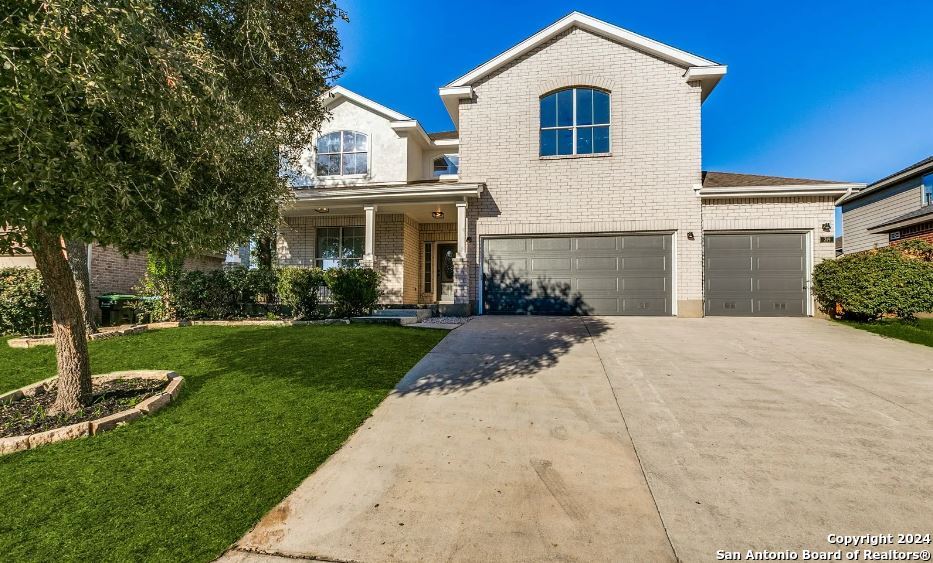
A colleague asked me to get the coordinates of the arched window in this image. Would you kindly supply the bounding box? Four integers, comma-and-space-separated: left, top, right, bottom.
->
315, 130, 368, 176
539, 87, 610, 156
433, 154, 460, 176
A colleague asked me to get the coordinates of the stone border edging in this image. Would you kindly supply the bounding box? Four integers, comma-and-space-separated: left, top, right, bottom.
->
7, 325, 148, 349
0, 370, 183, 456
6, 318, 351, 348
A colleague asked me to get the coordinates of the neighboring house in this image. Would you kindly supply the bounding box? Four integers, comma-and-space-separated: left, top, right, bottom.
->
278, 12, 863, 317
838, 156, 933, 252
1, 235, 222, 301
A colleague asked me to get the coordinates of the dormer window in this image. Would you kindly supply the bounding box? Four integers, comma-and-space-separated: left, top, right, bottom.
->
540, 87, 610, 157
433, 154, 460, 176
316, 131, 368, 176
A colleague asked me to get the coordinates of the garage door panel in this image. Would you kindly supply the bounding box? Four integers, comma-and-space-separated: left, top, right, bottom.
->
757, 277, 804, 292
577, 277, 620, 292
707, 277, 752, 292
622, 298, 668, 315
706, 235, 752, 250
485, 238, 527, 253
576, 236, 620, 251
622, 276, 667, 292
530, 258, 572, 272
622, 235, 667, 251
531, 238, 572, 251
756, 256, 803, 272
576, 256, 619, 271
756, 234, 804, 250
706, 233, 806, 317
756, 299, 805, 316
706, 256, 752, 271
483, 234, 671, 316
621, 256, 667, 272
706, 298, 754, 315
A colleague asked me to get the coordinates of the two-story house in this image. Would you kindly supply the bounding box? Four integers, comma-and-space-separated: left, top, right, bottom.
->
838, 156, 933, 252
278, 12, 862, 317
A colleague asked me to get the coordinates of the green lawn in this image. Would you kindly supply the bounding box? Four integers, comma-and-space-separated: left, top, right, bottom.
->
838, 317, 933, 347
0, 324, 445, 562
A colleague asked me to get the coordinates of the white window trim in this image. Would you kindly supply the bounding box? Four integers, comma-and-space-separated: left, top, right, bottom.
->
315, 131, 371, 179
539, 87, 611, 157
921, 173, 933, 207
432, 154, 460, 177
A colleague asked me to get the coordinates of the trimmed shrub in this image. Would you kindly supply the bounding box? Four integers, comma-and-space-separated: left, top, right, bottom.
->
324, 267, 380, 317
277, 266, 325, 319
0, 268, 52, 336
812, 241, 933, 320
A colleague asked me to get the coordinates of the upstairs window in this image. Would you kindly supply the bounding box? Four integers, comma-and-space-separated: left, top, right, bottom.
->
540, 87, 610, 156
433, 154, 460, 176
316, 131, 368, 176
923, 174, 933, 206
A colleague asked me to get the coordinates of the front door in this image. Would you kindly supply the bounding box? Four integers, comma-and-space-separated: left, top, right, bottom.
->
437, 243, 456, 302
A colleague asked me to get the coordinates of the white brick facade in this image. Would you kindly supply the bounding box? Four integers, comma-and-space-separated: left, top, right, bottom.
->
458, 27, 704, 313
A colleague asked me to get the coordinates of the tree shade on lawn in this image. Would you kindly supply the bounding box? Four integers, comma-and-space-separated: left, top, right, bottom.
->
0, 324, 445, 561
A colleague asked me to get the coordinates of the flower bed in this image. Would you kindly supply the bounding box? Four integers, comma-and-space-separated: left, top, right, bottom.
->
0, 370, 183, 455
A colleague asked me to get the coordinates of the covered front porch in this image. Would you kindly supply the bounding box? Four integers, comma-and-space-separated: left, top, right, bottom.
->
277, 182, 483, 312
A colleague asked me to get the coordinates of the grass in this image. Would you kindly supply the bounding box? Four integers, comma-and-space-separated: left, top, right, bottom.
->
837, 317, 933, 347
0, 324, 445, 562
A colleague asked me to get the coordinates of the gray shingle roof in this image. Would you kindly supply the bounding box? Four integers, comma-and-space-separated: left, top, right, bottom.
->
702, 171, 851, 188
427, 130, 458, 141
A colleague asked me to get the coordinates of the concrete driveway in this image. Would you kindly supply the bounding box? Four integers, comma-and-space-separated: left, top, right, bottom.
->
223, 316, 933, 562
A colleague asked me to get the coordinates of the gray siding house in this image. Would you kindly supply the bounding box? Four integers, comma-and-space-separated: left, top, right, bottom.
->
839, 157, 933, 252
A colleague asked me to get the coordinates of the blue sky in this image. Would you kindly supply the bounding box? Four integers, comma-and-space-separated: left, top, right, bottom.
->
334, 0, 932, 186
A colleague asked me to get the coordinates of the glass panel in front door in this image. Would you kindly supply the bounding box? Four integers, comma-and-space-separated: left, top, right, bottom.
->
437, 243, 456, 302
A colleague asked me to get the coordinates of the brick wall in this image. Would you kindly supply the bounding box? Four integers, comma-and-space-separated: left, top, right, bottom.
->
457, 27, 704, 312
701, 196, 838, 264
277, 213, 411, 304
89, 245, 223, 298
402, 216, 420, 303
841, 176, 923, 253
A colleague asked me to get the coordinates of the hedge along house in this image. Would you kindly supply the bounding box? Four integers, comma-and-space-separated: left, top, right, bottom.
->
278, 12, 863, 317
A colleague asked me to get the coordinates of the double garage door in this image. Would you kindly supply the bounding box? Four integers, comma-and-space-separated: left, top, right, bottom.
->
483, 234, 672, 315
483, 232, 808, 316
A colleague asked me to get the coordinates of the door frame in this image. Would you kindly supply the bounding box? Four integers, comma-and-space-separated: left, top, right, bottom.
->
702, 229, 813, 317
427, 240, 457, 304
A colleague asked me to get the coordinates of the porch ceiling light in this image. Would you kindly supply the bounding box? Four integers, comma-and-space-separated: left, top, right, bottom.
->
432, 211, 445, 220
314, 207, 329, 214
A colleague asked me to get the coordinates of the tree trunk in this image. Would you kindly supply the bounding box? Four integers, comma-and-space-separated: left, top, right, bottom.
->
257, 237, 274, 270
66, 240, 98, 334
31, 227, 92, 414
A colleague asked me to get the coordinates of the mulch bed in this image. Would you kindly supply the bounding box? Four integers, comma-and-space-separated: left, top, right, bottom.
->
0, 378, 168, 438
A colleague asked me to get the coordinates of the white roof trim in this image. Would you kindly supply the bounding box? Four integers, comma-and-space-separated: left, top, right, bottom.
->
389, 120, 432, 146
432, 138, 460, 147
292, 183, 484, 205
700, 184, 864, 199
445, 12, 720, 88
323, 86, 410, 122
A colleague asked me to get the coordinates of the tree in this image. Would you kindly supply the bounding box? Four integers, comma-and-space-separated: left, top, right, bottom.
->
0, 0, 343, 413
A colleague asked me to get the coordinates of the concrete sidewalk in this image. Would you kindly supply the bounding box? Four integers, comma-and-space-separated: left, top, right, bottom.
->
221, 316, 674, 562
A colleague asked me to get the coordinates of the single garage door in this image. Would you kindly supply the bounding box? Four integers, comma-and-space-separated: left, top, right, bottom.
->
704, 232, 807, 316
483, 234, 672, 315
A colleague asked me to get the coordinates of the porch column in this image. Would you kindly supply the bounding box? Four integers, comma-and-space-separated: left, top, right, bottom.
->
362, 204, 377, 268
454, 201, 469, 305
456, 202, 467, 259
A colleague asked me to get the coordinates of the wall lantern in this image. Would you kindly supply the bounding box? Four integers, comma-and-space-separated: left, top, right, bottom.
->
686, 232, 695, 240
314, 207, 329, 214
821, 223, 832, 232
432, 211, 445, 220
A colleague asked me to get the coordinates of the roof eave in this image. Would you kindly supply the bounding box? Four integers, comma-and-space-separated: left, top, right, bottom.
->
700, 184, 864, 199
838, 159, 933, 205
